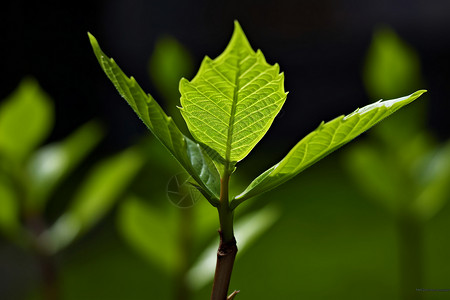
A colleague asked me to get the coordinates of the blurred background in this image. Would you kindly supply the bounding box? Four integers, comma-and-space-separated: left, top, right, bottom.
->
1, 0, 450, 299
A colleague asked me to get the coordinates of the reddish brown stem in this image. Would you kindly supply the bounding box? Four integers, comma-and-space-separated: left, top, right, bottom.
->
211, 231, 238, 300
25, 214, 61, 300
210, 172, 238, 300
39, 253, 60, 300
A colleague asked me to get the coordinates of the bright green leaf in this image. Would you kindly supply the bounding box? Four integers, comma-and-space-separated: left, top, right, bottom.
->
179, 21, 287, 169
233, 90, 426, 205
117, 197, 179, 274
26, 121, 104, 212
0, 78, 53, 162
42, 147, 143, 253
88, 33, 220, 202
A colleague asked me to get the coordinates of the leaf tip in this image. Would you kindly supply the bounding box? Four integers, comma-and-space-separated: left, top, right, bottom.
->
87, 32, 98, 48
233, 20, 243, 31
179, 77, 189, 92
413, 89, 427, 98
228, 20, 252, 53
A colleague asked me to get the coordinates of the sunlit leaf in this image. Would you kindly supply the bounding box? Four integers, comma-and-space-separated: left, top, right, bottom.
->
233, 91, 426, 205
179, 21, 287, 169
26, 121, 104, 212
89, 33, 220, 202
42, 147, 143, 253
0, 78, 53, 162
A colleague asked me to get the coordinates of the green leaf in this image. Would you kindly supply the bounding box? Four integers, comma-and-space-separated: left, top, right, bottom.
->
364, 27, 422, 100
117, 197, 179, 274
42, 147, 143, 253
26, 121, 104, 212
363, 27, 426, 147
0, 177, 20, 237
149, 36, 194, 105
149, 36, 194, 135
343, 143, 411, 214
88, 33, 220, 201
117, 195, 219, 275
0, 77, 53, 162
233, 90, 426, 205
179, 21, 287, 169
412, 141, 450, 220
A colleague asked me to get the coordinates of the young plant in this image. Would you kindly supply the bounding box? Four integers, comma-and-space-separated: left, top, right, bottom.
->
89, 21, 426, 299
118, 36, 279, 300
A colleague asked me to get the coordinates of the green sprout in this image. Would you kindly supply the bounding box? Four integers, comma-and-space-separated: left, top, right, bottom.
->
89, 21, 425, 299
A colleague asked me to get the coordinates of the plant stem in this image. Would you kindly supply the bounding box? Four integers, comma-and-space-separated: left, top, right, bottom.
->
26, 213, 61, 300
211, 173, 238, 300
397, 213, 423, 300
38, 252, 60, 300
175, 207, 193, 300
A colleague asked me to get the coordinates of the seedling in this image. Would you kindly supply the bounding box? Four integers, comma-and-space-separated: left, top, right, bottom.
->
89, 21, 425, 299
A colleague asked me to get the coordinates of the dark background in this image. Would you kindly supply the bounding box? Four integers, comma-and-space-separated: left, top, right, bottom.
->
1, 1, 450, 299
1, 0, 449, 151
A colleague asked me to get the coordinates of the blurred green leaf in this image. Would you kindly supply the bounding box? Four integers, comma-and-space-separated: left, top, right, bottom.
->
89, 33, 220, 203
397, 132, 435, 169
364, 27, 422, 100
186, 204, 280, 290
148, 36, 194, 134
117, 196, 179, 274
117, 188, 218, 275
0, 78, 53, 162
364, 27, 426, 146
344, 143, 411, 214
26, 121, 104, 212
149, 36, 194, 105
350, 25, 450, 222
412, 141, 450, 220
0, 177, 19, 237
43, 147, 143, 253
192, 196, 219, 245
69, 146, 143, 232
234, 91, 426, 205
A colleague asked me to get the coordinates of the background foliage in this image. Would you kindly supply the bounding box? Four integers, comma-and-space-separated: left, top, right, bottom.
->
1, 1, 450, 299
